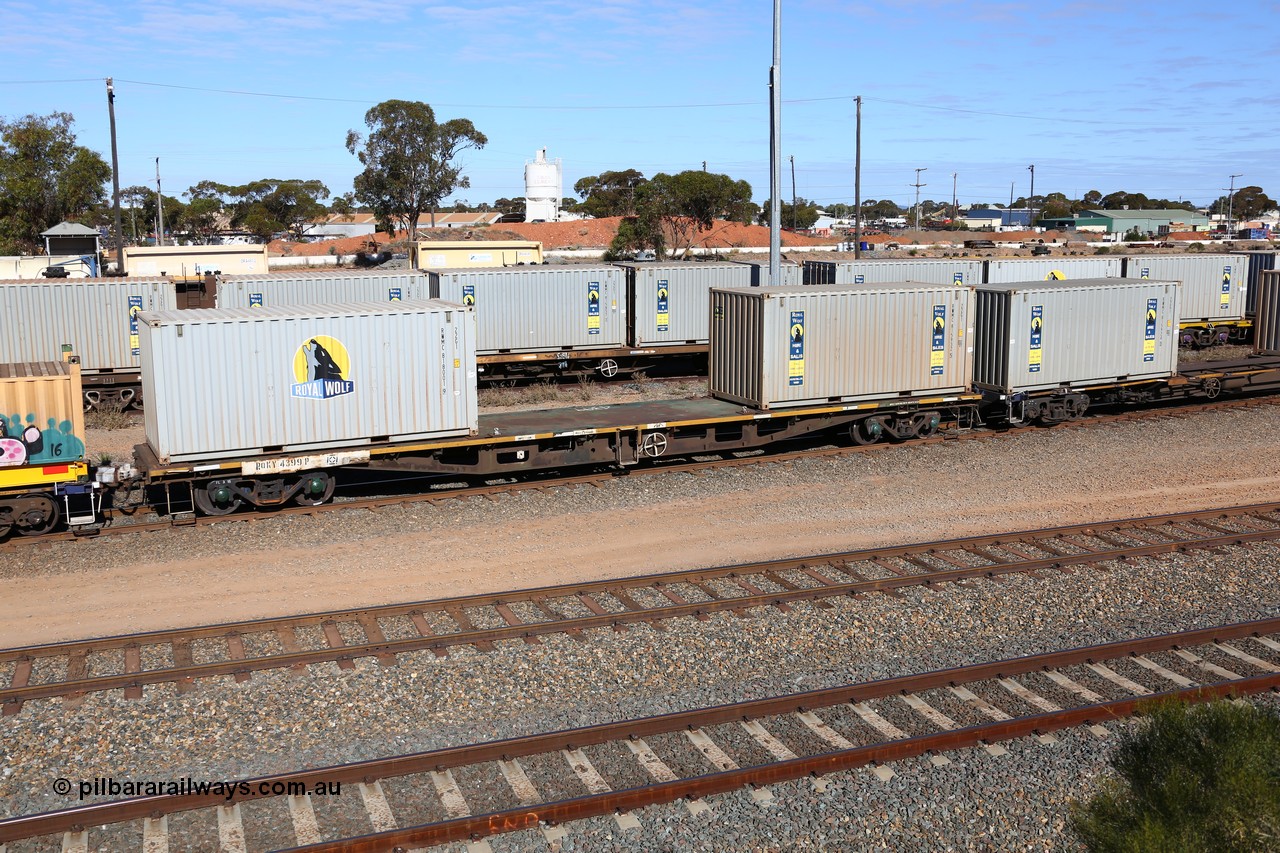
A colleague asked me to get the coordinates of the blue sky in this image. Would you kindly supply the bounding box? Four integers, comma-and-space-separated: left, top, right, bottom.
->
2, 1, 1276, 211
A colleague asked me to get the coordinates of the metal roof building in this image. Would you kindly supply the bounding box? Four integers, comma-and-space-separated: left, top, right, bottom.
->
1039, 209, 1211, 235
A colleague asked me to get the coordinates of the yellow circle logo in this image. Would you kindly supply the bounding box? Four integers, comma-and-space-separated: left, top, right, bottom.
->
291, 336, 354, 399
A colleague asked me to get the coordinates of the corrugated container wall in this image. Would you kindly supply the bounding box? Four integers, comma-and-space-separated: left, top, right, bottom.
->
1245, 251, 1277, 317
730, 261, 803, 286
984, 257, 1123, 283
709, 283, 975, 410
972, 278, 1180, 394
412, 241, 543, 269
139, 301, 477, 463
0, 278, 175, 372
1122, 254, 1247, 322
1255, 270, 1280, 356
428, 266, 625, 353
804, 259, 985, 286
215, 269, 431, 309
615, 262, 753, 346
0, 361, 86, 466
124, 244, 269, 277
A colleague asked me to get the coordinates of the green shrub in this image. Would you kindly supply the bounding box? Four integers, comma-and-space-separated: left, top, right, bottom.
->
1071, 699, 1280, 852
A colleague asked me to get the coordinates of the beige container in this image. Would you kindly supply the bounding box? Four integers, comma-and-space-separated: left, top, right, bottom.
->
0, 361, 87, 468
123, 244, 269, 278
412, 240, 543, 268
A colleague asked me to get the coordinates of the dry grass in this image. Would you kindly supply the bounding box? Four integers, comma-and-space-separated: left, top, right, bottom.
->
85, 399, 133, 431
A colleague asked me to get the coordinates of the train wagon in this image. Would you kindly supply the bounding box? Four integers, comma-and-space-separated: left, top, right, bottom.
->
1123, 254, 1248, 344
973, 278, 1181, 423
0, 359, 98, 536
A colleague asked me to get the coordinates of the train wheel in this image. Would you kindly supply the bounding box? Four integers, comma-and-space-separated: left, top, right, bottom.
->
913, 412, 943, 438
294, 472, 335, 506
14, 494, 60, 536
193, 482, 244, 516
849, 418, 884, 445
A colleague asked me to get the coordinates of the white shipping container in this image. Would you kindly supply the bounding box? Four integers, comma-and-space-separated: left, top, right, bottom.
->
730, 260, 803, 287
984, 257, 1122, 282
615, 262, 754, 346
803, 258, 984, 286
140, 301, 477, 463
1123, 254, 1247, 322
709, 283, 975, 410
0, 277, 175, 372
215, 269, 431, 309
972, 278, 1180, 394
428, 266, 625, 353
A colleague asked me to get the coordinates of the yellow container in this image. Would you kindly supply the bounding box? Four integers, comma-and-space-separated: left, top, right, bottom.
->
411, 240, 543, 269
0, 361, 88, 489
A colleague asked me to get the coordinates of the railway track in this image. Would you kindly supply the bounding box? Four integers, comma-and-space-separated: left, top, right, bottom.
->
5, 501, 1279, 716
4, 618, 1279, 851
6, 394, 1277, 550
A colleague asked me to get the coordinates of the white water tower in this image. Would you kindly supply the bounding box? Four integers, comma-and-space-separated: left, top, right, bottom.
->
524, 148, 562, 222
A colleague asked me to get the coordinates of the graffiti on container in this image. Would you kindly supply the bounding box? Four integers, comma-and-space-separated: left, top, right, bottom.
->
0, 413, 86, 466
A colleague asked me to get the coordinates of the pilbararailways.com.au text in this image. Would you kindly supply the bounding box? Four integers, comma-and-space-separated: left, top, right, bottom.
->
54, 776, 342, 801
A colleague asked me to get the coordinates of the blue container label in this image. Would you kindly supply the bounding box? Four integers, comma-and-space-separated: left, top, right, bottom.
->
588, 282, 601, 334
1028, 305, 1043, 373
788, 310, 805, 386
931, 305, 946, 376
128, 295, 143, 356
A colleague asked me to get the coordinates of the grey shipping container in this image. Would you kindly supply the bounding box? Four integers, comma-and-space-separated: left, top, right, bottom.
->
427, 266, 625, 353
139, 300, 477, 463
1244, 251, 1276, 317
730, 260, 804, 286
804, 258, 984, 286
984, 257, 1122, 282
1122, 254, 1247, 322
0, 277, 175, 373
972, 278, 1180, 395
215, 269, 431, 309
614, 261, 753, 346
1255, 270, 1280, 356
709, 283, 975, 410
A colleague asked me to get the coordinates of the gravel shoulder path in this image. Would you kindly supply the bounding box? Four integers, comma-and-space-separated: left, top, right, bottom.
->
3, 403, 1279, 649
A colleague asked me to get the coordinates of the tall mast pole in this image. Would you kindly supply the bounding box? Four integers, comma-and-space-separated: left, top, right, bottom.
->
854, 95, 862, 259
155, 157, 166, 247
768, 0, 782, 285
106, 78, 125, 275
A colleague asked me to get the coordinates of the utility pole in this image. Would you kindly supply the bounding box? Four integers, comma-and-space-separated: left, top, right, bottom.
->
1027, 164, 1035, 230
1225, 173, 1243, 239
105, 78, 125, 275
789, 154, 797, 231
854, 95, 862, 259
951, 172, 958, 220
913, 167, 927, 232
702, 160, 707, 172
155, 158, 166, 247
768, 0, 781, 286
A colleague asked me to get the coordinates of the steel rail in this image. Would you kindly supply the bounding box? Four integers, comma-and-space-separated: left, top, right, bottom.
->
3, 616, 1278, 843
286, 674, 1280, 852
6, 395, 1276, 550
3, 504, 1278, 710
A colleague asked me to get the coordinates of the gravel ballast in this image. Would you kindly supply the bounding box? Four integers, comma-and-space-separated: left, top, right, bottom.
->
2, 536, 1278, 850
